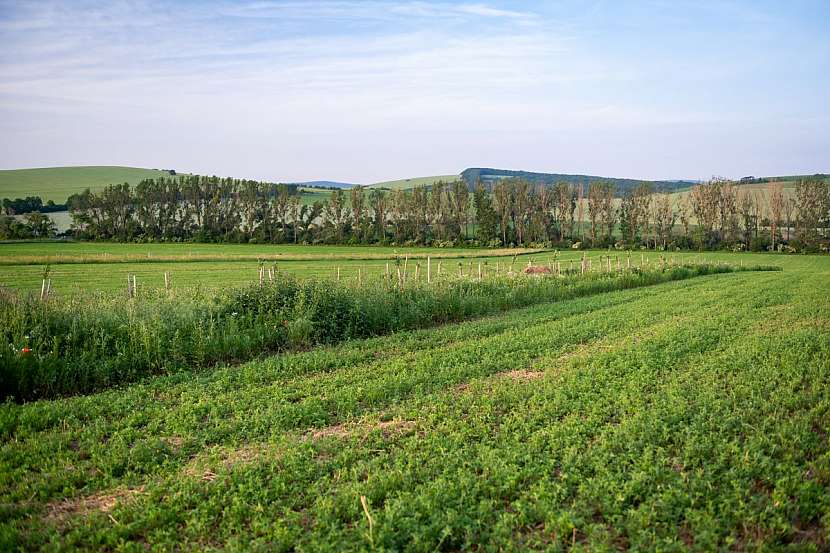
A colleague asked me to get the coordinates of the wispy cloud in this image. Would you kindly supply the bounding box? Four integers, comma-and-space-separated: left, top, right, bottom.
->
0, 0, 828, 180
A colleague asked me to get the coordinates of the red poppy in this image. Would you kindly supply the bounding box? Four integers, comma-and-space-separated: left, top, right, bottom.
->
21, 347, 31, 354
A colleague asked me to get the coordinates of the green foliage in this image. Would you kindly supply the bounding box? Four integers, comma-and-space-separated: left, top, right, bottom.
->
0, 214, 58, 240
0, 263, 774, 401
473, 182, 498, 243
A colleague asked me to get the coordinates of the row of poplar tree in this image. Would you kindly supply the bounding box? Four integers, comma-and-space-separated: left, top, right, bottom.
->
63, 174, 830, 251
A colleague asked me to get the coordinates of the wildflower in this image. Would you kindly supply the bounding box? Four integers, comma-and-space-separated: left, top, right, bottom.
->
21, 347, 31, 354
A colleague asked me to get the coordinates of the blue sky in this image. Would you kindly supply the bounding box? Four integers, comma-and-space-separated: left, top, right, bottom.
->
1, 0, 828, 183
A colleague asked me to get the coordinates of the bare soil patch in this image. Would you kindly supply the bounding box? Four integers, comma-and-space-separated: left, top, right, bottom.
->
46, 486, 144, 523
308, 419, 416, 441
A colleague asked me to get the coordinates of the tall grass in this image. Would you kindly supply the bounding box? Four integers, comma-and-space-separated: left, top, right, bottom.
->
0, 264, 779, 401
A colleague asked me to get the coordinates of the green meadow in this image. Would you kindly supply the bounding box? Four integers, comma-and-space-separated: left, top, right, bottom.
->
367, 174, 460, 189
0, 242, 774, 295
0, 243, 547, 293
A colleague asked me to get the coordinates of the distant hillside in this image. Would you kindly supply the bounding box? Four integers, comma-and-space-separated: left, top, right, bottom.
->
368, 175, 459, 190
291, 180, 356, 189
461, 168, 696, 196
0, 166, 176, 203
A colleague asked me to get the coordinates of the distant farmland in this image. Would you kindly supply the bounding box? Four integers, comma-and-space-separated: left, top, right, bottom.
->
367, 174, 459, 190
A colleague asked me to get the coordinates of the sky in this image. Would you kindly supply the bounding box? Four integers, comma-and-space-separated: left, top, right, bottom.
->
0, 0, 828, 184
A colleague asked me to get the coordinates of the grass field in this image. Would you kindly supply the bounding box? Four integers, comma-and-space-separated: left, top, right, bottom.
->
0, 243, 549, 294
0, 167, 174, 203
0, 242, 763, 295
0, 252, 827, 550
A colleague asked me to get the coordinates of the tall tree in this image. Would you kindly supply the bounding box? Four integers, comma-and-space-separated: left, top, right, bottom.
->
492, 180, 513, 245
794, 178, 830, 248
652, 193, 675, 249
350, 186, 367, 242
323, 189, 349, 243
368, 189, 387, 242
473, 182, 498, 244
768, 182, 784, 250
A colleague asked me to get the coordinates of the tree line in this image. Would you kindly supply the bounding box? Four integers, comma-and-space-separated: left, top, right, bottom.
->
1, 194, 65, 240
1, 196, 67, 215
2, 174, 828, 251
67, 175, 299, 242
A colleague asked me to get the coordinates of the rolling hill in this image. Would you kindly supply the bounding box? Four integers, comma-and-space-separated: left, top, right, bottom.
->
367, 174, 460, 190
290, 180, 356, 189
2, 166, 825, 209
0, 166, 176, 203
461, 168, 697, 196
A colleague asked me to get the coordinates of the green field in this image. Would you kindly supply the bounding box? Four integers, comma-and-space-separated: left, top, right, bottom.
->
0, 242, 759, 295
0, 252, 827, 550
297, 186, 335, 205
367, 174, 460, 190
0, 167, 174, 203
0, 243, 551, 293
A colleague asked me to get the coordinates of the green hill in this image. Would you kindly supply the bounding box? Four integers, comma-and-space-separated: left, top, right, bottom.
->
367, 174, 459, 190
460, 168, 696, 196
0, 166, 175, 203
